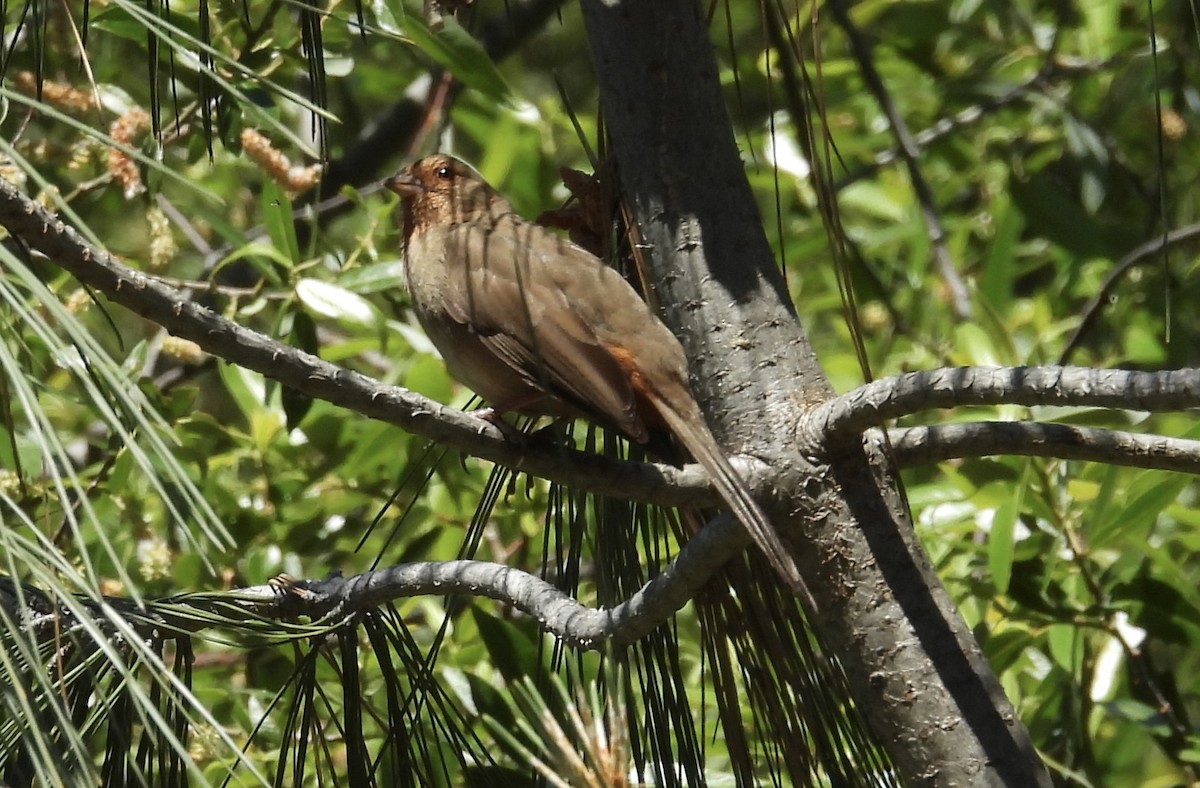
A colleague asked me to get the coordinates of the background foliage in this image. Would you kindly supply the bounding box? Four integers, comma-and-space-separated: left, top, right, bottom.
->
1, 0, 1198, 784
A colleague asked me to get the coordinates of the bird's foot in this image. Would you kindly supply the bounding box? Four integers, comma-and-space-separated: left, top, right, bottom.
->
469, 407, 528, 445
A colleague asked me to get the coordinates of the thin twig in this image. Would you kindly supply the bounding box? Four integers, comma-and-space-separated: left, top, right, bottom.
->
828, 0, 971, 319
833, 56, 1115, 191
1058, 220, 1200, 363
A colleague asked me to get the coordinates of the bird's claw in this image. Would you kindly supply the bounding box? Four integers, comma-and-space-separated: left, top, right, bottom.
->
470, 407, 528, 445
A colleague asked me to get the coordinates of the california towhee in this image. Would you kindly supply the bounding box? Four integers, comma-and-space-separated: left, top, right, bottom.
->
385, 154, 805, 594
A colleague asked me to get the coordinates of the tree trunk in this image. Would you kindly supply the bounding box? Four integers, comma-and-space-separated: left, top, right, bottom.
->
580, 1, 1051, 784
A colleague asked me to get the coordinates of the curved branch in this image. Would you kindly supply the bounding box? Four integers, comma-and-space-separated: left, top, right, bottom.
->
279, 512, 745, 649
801, 366, 1200, 452
888, 422, 1200, 474
17, 513, 748, 651
0, 177, 753, 510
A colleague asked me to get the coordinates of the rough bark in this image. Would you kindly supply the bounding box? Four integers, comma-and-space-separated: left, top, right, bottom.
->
579, 1, 1052, 785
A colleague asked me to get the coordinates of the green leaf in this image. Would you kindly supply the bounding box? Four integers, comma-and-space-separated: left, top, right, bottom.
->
1180, 739, 1200, 764
1112, 577, 1198, 645
217, 360, 277, 425
980, 197, 1023, 312
953, 321, 1002, 366
260, 179, 301, 266
214, 242, 292, 287
1046, 623, 1081, 673
1122, 322, 1167, 364
471, 605, 540, 685
988, 490, 1018, 595
1009, 172, 1131, 260
399, 3, 514, 104
1102, 699, 1172, 736
1063, 115, 1109, 215
839, 180, 907, 223
465, 672, 516, 732
405, 354, 455, 405
981, 628, 1034, 674
295, 278, 382, 328
1093, 472, 1188, 549
337, 260, 406, 294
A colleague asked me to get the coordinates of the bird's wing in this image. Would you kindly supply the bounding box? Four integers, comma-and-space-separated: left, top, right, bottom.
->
439, 219, 650, 441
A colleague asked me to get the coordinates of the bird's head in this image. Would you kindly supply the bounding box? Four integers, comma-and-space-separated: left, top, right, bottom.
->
385, 154, 506, 241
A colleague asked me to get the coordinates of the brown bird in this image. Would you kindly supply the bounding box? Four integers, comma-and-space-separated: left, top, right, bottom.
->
385, 154, 804, 594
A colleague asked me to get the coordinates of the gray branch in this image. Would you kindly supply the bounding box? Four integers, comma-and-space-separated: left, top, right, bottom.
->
8, 515, 749, 651
889, 422, 1200, 473
267, 512, 745, 649
802, 366, 1200, 452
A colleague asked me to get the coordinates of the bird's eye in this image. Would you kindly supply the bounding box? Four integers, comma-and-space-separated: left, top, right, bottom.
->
435, 166, 451, 180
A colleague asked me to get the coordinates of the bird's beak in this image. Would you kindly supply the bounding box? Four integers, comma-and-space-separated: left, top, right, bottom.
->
385, 171, 422, 199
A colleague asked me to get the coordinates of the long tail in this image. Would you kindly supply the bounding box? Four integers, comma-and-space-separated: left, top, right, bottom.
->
650, 391, 815, 607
